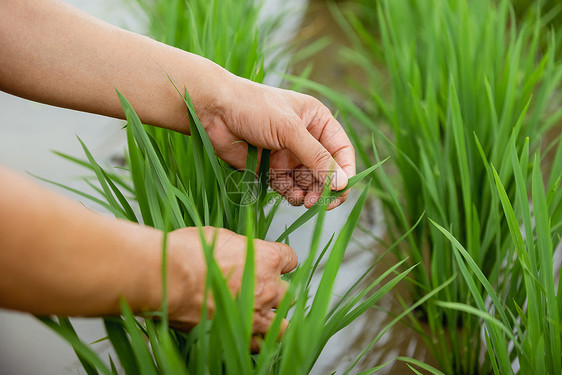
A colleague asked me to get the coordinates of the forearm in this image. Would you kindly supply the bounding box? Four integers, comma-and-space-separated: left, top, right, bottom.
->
0, 0, 231, 133
0, 166, 165, 316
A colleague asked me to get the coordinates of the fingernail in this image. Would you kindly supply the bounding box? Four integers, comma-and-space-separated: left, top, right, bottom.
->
330, 166, 348, 191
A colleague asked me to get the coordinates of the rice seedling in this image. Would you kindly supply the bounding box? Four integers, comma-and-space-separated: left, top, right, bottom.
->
128, 0, 268, 81
514, 0, 562, 55
35, 0, 417, 373
359, 1, 561, 372
285, 0, 562, 372
433, 140, 562, 374
40, 87, 411, 374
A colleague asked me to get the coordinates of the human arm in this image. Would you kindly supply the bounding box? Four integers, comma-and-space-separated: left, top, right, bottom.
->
0, 166, 296, 335
0, 0, 355, 209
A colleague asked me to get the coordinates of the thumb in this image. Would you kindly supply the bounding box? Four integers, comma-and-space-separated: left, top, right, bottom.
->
284, 125, 349, 191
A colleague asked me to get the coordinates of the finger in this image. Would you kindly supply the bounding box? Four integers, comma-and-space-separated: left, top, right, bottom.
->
306, 192, 346, 210
249, 318, 289, 353
269, 150, 308, 205
304, 190, 322, 209
270, 149, 301, 171
271, 279, 290, 309
252, 309, 290, 337
292, 165, 316, 191
331, 143, 356, 180
211, 132, 248, 170
255, 278, 287, 308
326, 196, 344, 211
253, 309, 276, 335
272, 242, 298, 274
285, 189, 306, 206
250, 335, 263, 353
307, 110, 356, 180
283, 123, 348, 191
301, 166, 325, 208
279, 318, 289, 338
269, 169, 306, 206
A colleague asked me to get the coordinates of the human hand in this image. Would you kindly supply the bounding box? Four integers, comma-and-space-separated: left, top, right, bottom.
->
0, 0, 353, 210
196, 74, 356, 210
165, 226, 297, 348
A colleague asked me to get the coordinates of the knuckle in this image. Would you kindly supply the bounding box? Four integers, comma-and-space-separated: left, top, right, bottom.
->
267, 249, 282, 268
279, 244, 297, 271
256, 284, 277, 306
253, 311, 271, 334
303, 93, 323, 108
278, 118, 302, 145
317, 102, 332, 118
310, 149, 332, 169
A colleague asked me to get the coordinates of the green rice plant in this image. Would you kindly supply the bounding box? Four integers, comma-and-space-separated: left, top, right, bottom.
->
514, 0, 562, 55
129, 0, 267, 81
40, 88, 412, 374
432, 139, 562, 374
124, 0, 267, 233
285, 0, 562, 372
35, 1, 419, 373
352, 1, 561, 373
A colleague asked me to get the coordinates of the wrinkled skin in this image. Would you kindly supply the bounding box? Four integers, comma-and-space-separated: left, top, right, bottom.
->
166, 227, 297, 350
0, 0, 356, 349
199, 77, 356, 210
